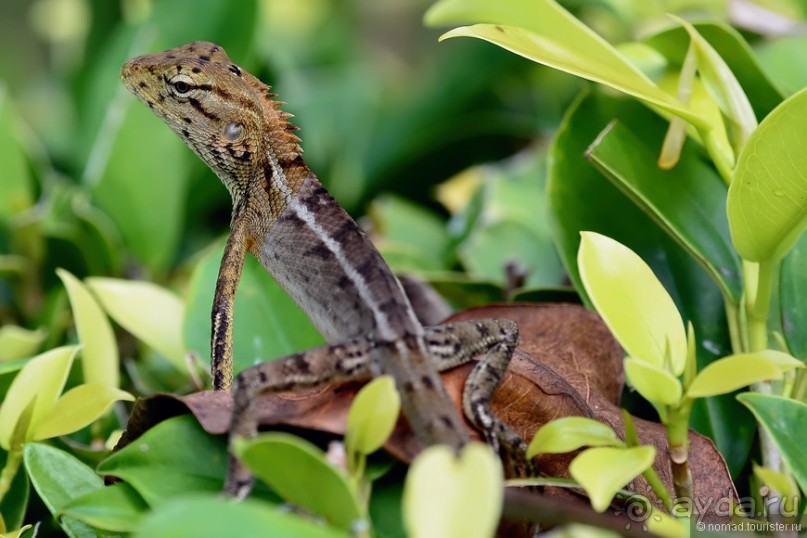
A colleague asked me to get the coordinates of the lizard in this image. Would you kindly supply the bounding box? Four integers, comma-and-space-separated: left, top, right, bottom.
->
120, 41, 526, 498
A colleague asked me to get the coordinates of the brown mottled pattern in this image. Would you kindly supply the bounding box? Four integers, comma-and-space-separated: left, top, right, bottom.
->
121, 42, 532, 498
120, 41, 472, 451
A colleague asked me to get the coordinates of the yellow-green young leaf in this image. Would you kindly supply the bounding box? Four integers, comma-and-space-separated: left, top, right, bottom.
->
624, 358, 682, 406
57, 269, 119, 387
685, 353, 783, 398
728, 87, 807, 262
753, 349, 804, 371
0, 525, 32, 538
426, 0, 705, 130
578, 232, 686, 374
32, 384, 134, 441
569, 446, 656, 512
674, 17, 756, 155
753, 464, 800, 505
345, 376, 400, 456
86, 277, 186, 370
527, 417, 622, 458
403, 443, 502, 538
0, 346, 77, 450
0, 325, 45, 362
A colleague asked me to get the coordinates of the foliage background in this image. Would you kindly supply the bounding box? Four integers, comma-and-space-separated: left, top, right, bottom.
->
2, 0, 807, 535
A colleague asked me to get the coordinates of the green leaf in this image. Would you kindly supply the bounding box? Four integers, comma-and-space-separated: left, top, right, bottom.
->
624, 358, 682, 406
0, 346, 77, 450
346, 376, 400, 457
0, 327, 45, 363
549, 91, 753, 475
91, 99, 190, 273
737, 394, 807, 495
752, 464, 800, 506
674, 17, 757, 155
781, 232, 807, 358
0, 87, 33, 219
643, 22, 783, 118
86, 277, 186, 371
425, 0, 703, 127
0, 524, 31, 538
184, 244, 323, 377
133, 495, 345, 538
728, 87, 807, 262
57, 269, 119, 388
23, 443, 102, 512
31, 384, 134, 441
460, 220, 563, 288
23, 444, 115, 537
569, 446, 655, 512
370, 196, 451, 272
585, 119, 741, 302
527, 417, 622, 458
756, 35, 807, 97
685, 353, 783, 398
403, 443, 502, 538
578, 232, 686, 374
97, 415, 227, 505
61, 483, 148, 533
0, 449, 29, 531
233, 433, 362, 531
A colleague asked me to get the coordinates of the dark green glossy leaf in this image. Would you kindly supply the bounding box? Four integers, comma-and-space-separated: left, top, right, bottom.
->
780, 232, 807, 359
586, 120, 741, 302
133, 495, 346, 538
184, 243, 323, 377
0, 449, 29, 531
737, 394, 807, 495
96, 415, 227, 505
61, 482, 148, 533
233, 433, 363, 531
547, 90, 753, 474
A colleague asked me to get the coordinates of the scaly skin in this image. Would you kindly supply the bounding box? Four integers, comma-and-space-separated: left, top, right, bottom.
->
121, 42, 525, 497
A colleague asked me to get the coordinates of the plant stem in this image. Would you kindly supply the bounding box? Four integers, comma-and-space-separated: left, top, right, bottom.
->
0, 446, 23, 504
746, 259, 775, 353
724, 299, 744, 354
665, 406, 693, 502
745, 258, 785, 474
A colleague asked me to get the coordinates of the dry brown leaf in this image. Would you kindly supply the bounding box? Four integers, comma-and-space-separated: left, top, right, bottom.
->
118, 303, 737, 519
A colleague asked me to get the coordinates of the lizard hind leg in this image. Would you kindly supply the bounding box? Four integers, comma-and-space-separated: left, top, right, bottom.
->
425, 319, 530, 473
223, 338, 373, 498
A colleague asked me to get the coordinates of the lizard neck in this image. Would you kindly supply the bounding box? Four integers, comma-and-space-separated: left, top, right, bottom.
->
229, 70, 308, 224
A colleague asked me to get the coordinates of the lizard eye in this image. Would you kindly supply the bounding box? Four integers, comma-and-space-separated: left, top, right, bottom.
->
224, 122, 243, 142
169, 74, 195, 97
173, 80, 191, 94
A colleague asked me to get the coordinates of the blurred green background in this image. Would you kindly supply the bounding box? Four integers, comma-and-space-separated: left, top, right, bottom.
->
2, 0, 807, 374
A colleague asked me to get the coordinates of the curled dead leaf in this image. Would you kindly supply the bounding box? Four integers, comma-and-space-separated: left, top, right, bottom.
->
117, 303, 736, 521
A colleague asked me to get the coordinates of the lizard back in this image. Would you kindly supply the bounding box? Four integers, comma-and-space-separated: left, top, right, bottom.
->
120, 41, 470, 449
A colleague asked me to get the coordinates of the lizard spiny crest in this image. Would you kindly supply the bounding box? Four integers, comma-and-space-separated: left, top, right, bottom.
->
120, 41, 304, 208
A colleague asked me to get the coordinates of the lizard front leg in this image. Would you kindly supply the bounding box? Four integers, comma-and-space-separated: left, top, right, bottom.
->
425, 319, 529, 465
225, 338, 373, 498
211, 219, 250, 390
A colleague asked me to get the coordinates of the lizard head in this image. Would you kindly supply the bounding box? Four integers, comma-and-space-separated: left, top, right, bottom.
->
121, 41, 302, 201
